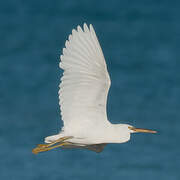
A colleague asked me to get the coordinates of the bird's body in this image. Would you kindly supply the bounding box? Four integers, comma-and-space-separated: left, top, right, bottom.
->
45, 123, 131, 145
32, 23, 156, 154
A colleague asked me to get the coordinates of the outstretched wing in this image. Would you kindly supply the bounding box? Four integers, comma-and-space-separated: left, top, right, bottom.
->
59, 23, 111, 133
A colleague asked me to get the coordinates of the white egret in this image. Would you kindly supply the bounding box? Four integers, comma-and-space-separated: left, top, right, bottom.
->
32, 23, 156, 154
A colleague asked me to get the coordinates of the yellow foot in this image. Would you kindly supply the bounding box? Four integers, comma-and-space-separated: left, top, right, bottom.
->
32, 142, 72, 154
32, 136, 73, 154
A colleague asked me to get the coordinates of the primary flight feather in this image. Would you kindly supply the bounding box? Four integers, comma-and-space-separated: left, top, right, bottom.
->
32, 23, 156, 154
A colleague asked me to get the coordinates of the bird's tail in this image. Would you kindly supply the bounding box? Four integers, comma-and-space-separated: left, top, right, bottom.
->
44, 134, 63, 143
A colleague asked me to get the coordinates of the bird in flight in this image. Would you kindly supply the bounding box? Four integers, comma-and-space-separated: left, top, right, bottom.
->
32, 23, 157, 154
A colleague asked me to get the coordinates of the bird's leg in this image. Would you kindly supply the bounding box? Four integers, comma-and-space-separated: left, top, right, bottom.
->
32, 142, 72, 154
43, 142, 72, 151
32, 136, 73, 154
37, 136, 73, 148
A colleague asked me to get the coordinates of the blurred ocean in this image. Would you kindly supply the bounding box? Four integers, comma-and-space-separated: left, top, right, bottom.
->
0, 0, 180, 180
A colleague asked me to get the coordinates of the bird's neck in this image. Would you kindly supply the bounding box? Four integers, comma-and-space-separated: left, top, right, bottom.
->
103, 123, 131, 143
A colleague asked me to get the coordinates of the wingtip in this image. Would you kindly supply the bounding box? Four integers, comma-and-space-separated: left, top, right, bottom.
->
83, 23, 89, 32
83, 22, 87, 27
65, 40, 69, 48
77, 25, 83, 32
72, 29, 77, 37
76, 23, 93, 32
89, 24, 95, 32
68, 34, 72, 41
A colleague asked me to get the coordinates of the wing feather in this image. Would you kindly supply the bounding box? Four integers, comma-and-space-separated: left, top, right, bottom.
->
59, 23, 111, 133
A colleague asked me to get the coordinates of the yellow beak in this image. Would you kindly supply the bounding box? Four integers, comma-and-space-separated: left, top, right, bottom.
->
128, 126, 157, 133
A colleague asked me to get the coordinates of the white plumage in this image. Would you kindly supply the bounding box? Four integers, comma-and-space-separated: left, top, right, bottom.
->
59, 24, 111, 132
45, 23, 116, 144
32, 23, 156, 154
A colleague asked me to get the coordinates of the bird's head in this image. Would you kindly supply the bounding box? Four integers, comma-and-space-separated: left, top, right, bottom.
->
127, 125, 157, 134
112, 124, 157, 143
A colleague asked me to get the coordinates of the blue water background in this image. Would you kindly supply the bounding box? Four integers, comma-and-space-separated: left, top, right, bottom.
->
0, 0, 180, 179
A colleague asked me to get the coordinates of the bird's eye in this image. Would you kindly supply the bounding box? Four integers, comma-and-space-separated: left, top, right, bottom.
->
128, 126, 134, 130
